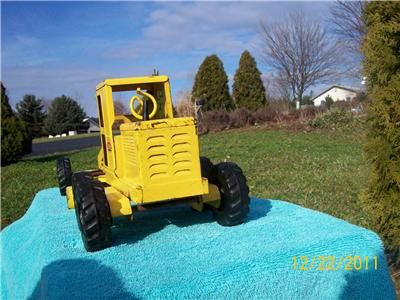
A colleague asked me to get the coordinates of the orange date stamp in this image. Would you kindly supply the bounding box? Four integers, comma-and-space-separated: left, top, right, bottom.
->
292, 255, 378, 271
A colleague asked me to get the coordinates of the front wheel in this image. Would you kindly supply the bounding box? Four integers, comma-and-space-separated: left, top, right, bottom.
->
211, 162, 250, 226
72, 173, 113, 252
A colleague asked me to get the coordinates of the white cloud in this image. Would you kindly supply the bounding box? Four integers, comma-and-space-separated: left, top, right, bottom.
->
106, 2, 331, 62
2, 2, 334, 115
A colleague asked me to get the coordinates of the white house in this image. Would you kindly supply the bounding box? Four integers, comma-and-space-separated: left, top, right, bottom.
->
313, 85, 359, 106
83, 117, 100, 133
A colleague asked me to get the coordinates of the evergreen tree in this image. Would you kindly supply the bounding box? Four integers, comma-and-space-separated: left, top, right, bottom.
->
232, 50, 266, 111
16, 94, 47, 138
1, 84, 31, 165
192, 54, 233, 111
360, 2, 400, 257
45, 95, 88, 135
324, 95, 334, 110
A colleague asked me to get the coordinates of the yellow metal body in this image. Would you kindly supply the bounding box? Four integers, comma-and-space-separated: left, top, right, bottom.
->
114, 118, 206, 203
66, 186, 74, 209
104, 186, 133, 216
66, 75, 220, 217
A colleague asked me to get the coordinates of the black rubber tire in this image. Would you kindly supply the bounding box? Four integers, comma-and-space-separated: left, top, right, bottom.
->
200, 156, 216, 181
211, 162, 250, 226
72, 172, 113, 252
56, 157, 72, 196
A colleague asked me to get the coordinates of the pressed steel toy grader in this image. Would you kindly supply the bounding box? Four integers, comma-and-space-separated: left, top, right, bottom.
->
56, 75, 250, 251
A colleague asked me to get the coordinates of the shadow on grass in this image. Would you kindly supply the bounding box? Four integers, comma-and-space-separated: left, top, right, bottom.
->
29, 259, 135, 299
111, 199, 272, 247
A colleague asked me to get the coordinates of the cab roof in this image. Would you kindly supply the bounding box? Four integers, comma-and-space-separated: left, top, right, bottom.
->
96, 75, 169, 91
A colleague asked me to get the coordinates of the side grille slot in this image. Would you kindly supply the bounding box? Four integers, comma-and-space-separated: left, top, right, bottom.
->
145, 130, 196, 181
146, 134, 168, 180
123, 135, 137, 167
171, 132, 193, 177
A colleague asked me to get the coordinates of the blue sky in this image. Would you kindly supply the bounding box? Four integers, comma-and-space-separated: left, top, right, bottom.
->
2, 1, 335, 116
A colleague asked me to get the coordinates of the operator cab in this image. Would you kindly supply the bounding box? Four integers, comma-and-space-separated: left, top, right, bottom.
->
95, 75, 177, 176
95, 75, 174, 129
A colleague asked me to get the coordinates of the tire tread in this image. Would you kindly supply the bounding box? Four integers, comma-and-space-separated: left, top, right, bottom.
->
72, 173, 112, 252
210, 162, 250, 226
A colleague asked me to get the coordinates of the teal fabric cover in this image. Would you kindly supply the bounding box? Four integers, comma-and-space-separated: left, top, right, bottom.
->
1, 188, 396, 299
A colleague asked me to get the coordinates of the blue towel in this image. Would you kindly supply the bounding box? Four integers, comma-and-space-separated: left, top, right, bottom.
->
1, 188, 396, 299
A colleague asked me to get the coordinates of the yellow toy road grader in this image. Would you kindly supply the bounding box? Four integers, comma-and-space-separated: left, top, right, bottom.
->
56, 75, 250, 252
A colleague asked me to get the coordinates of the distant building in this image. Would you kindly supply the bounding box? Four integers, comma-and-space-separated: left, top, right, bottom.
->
83, 117, 100, 133
313, 85, 359, 106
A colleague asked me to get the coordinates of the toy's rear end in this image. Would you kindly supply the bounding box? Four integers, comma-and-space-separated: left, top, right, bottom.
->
57, 75, 250, 252
96, 76, 208, 204
118, 118, 207, 203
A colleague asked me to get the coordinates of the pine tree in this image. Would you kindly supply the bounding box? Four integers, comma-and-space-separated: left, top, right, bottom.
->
16, 94, 47, 138
192, 54, 233, 111
45, 95, 88, 135
232, 50, 266, 111
1, 84, 32, 165
360, 2, 400, 257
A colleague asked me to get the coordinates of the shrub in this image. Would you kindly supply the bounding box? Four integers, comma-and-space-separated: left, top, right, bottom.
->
175, 100, 194, 117
301, 95, 315, 106
351, 92, 370, 113
287, 109, 301, 121
310, 109, 357, 130
198, 110, 230, 134
300, 106, 326, 119
353, 91, 369, 104
253, 101, 290, 123
1, 84, 32, 165
332, 100, 352, 111
324, 95, 334, 110
360, 1, 400, 260
229, 108, 255, 128
196, 100, 329, 134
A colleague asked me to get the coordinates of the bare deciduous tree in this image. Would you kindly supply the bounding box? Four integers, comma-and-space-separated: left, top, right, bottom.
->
260, 14, 341, 105
114, 100, 128, 115
330, 1, 366, 50
175, 90, 194, 117
329, 1, 366, 79
272, 72, 293, 101
262, 72, 292, 101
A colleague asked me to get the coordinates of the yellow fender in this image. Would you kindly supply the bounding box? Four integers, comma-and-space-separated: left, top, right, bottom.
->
65, 185, 132, 217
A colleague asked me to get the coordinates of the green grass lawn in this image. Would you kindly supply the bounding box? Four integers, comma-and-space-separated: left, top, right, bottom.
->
1, 129, 368, 229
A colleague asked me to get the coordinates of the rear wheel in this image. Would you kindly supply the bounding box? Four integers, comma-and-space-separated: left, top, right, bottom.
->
72, 173, 112, 252
211, 162, 250, 226
56, 157, 72, 196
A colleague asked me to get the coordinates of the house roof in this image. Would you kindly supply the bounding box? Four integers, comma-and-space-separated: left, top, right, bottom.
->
83, 117, 99, 126
312, 85, 359, 101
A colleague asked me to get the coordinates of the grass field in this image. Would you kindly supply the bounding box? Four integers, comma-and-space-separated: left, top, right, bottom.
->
1, 128, 369, 229
2, 128, 399, 299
